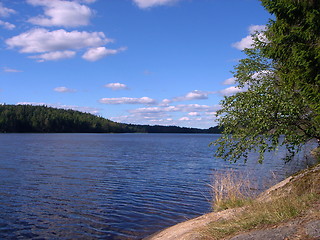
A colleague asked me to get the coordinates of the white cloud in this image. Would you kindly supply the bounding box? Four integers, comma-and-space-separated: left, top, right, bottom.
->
3, 67, 22, 73
0, 3, 16, 30
104, 83, 128, 90
182, 90, 208, 100
248, 25, 267, 33
78, 0, 96, 3
54, 86, 76, 92
188, 112, 200, 116
133, 0, 180, 8
172, 90, 211, 102
232, 35, 253, 50
99, 97, 157, 105
159, 98, 171, 106
110, 115, 173, 125
219, 86, 243, 96
232, 25, 267, 50
159, 90, 213, 106
27, 0, 94, 27
129, 104, 219, 114
129, 106, 177, 114
30, 50, 76, 62
6, 28, 111, 53
178, 104, 220, 113
82, 47, 126, 61
252, 70, 273, 79
179, 117, 189, 121
0, 3, 16, 17
0, 20, 15, 30
110, 103, 220, 128
222, 77, 236, 85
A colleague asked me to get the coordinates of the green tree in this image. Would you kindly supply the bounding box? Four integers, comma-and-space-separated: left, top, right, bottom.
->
214, 0, 320, 163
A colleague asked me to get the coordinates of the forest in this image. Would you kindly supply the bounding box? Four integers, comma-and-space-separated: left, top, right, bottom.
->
0, 104, 221, 134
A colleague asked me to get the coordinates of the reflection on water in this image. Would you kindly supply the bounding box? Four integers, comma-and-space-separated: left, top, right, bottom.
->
0, 134, 317, 239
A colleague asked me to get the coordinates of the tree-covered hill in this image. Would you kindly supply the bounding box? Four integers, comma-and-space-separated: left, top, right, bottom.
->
0, 104, 221, 134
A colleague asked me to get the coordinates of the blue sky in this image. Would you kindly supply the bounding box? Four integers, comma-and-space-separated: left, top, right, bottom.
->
0, 0, 270, 129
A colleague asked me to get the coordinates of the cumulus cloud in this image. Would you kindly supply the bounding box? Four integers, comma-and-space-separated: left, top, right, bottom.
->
6, 28, 111, 53
27, 0, 94, 27
177, 104, 220, 113
78, 0, 96, 3
0, 3, 16, 30
252, 70, 273, 80
82, 46, 127, 61
30, 50, 76, 62
0, 20, 15, 30
232, 25, 267, 50
188, 112, 200, 116
53, 86, 76, 92
104, 83, 128, 90
219, 86, 243, 96
173, 90, 210, 102
232, 35, 253, 51
133, 0, 180, 8
129, 104, 219, 114
110, 103, 220, 128
5, 28, 122, 62
164, 90, 213, 104
160, 98, 172, 106
4, 3, 124, 62
129, 106, 177, 114
0, 3, 16, 17
110, 115, 174, 126
179, 117, 189, 121
223, 77, 236, 85
99, 97, 157, 105
110, 113, 213, 128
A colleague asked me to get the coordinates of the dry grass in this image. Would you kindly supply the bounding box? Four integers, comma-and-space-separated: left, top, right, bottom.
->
311, 146, 320, 162
202, 164, 320, 240
209, 169, 255, 211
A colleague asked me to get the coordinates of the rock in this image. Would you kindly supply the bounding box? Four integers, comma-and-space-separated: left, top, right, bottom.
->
229, 223, 298, 240
305, 220, 320, 238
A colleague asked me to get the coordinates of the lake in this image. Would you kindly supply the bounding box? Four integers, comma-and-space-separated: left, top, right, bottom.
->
0, 134, 316, 239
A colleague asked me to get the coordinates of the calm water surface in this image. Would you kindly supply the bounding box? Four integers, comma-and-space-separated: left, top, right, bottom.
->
0, 134, 316, 239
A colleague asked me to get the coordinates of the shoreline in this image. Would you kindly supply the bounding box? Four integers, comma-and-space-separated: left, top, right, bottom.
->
144, 162, 320, 240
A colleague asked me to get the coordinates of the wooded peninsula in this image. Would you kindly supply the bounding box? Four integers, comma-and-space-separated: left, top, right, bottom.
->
0, 104, 221, 134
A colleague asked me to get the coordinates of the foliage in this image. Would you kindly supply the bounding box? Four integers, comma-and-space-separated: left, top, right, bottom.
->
0, 104, 220, 134
214, 0, 320, 163
0, 104, 124, 133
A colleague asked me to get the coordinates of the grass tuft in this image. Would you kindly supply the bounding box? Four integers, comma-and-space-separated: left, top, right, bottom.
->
203, 164, 320, 240
209, 170, 255, 211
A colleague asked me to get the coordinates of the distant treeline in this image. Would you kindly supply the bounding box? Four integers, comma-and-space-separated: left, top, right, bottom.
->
0, 104, 222, 134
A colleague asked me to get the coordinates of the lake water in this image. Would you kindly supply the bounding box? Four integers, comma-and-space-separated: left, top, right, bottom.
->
0, 134, 316, 239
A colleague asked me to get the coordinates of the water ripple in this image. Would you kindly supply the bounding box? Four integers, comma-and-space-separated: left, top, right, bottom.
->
0, 134, 316, 239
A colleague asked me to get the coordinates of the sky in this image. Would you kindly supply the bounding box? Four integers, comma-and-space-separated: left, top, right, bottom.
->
0, 0, 271, 129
